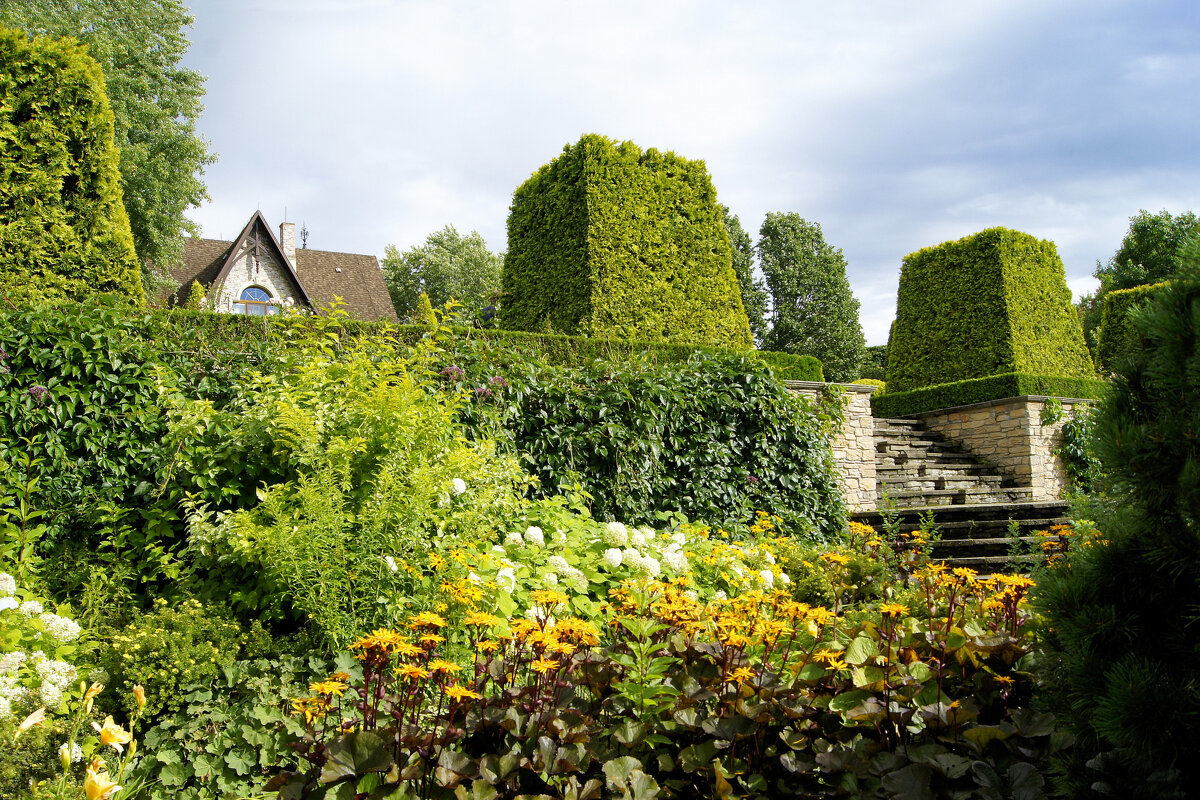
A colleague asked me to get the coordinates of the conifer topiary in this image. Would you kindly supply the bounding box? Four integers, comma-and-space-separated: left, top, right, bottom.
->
1034, 237, 1200, 798
0, 27, 144, 306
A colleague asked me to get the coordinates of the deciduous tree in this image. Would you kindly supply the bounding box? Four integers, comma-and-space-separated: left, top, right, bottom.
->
382, 225, 502, 321
1, 0, 215, 294
721, 205, 769, 347
758, 213, 866, 382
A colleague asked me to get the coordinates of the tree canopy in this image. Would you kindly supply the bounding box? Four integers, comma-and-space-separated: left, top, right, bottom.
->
758, 213, 866, 382
721, 205, 769, 347
381, 225, 503, 321
0, 26, 144, 305
0, 0, 214, 294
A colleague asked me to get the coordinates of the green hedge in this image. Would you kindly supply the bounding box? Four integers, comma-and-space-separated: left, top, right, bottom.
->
886, 228, 1094, 393
1094, 282, 1168, 374
871, 372, 1109, 418
0, 28, 143, 306
502, 134, 752, 349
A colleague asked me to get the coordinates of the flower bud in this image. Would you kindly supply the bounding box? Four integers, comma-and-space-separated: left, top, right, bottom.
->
132, 684, 146, 710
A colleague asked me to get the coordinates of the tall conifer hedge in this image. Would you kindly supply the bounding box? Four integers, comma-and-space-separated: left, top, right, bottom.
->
0, 27, 144, 305
502, 134, 752, 349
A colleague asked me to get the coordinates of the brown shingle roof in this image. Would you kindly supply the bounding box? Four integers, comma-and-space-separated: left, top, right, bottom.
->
170, 222, 399, 323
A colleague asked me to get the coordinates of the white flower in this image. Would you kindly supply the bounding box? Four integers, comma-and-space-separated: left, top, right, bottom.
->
505, 532, 525, 547
451, 478, 467, 495
39, 682, 63, 708
629, 528, 647, 548
603, 521, 629, 547
759, 569, 775, 590
38, 613, 81, 644
562, 571, 588, 593
0, 598, 17, 613
713, 590, 727, 601
552, 528, 568, 545
0, 573, 15, 596
663, 550, 688, 574
671, 532, 687, 547
524, 526, 545, 547
467, 571, 482, 585
383, 555, 398, 573
640, 557, 662, 578
18, 601, 42, 618
0, 652, 25, 674
36, 658, 77, 690
639, 526, 656, 540
546, 555, 570, 574
496, 567, 516, 593
0, 696, 10, 723
542, 572, 559, 586
779, 572, 792, 585
58, 742, 83, 765
603, 548, 623, 569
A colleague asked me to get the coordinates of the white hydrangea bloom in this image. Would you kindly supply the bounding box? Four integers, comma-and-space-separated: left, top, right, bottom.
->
713, 590, 727, 601
671, 532, 687, 547
603, 548, 623, 569
759, 569, 775, 590
467, 571, 482, 585
39, 614, 82, 644
524, 526, 545, 547
505, 532, 525, 548
28, 650, 46, 666
0, 573, 15, 596
0, 674, 22, 706
639, 526, 656, 540
18, 600, 42, 618
36, 658, 77, 690
0, 651, 25, 674
623, 551, 643, 573
603, 521, 629, 547
562, 571, 588, 593
640, 557, 662, 578
551, 528, 568, 545
59, 742, 83, 765
0, 598, 17, 613
629, 528, 647, 548
39, 682, 63, 708
542, 573, 558, 586
779, 572, 792, 585
663, 550, 688, 574
496, 567, 516, 593
451, 478, 467, 495
546, 555, 570, 574
0, 696, 10, 723
491, 545, 507, 555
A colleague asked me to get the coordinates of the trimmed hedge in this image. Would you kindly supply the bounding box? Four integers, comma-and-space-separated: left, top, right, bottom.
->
1094, 281, 1168, 374
886, 228, 1094, 393
871, 372, 1109, 418
502, 134, 753, 349
0, 28, 143, 306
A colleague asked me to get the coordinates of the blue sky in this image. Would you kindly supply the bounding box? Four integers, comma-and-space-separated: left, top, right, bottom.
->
181, 0, 1200, 344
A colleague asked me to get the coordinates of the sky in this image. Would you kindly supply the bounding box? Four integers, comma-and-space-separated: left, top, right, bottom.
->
181, 0, 1200, 345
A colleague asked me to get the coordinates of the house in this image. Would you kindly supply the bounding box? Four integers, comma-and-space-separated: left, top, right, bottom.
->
167, 210, 399, 322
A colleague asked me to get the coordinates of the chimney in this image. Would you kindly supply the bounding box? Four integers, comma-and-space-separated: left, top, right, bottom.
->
279, 221, 296, 266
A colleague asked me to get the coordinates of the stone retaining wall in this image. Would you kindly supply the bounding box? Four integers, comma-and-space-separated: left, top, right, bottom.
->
916, 396, 1095, 500
785, 381, 878, 512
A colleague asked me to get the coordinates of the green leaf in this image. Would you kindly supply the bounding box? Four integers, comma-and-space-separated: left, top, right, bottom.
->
844, 634, 879, 666
319, 732, 395, 784
881, 764, 934, 800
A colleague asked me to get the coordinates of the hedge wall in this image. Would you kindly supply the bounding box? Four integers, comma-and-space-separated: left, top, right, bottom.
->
0, 28, 143, 306
886, 228, 1094, 393
871, 372, 1109, 418
502, 134, 752, 349
1095, 282, 1168, 374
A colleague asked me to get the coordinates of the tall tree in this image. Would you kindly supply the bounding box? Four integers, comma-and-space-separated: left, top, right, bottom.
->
0, 0, 215, 294
1082, 209, 1200, 352
721, 205, 769, 347
382, 225, 502, 321
757, 213, 866, 382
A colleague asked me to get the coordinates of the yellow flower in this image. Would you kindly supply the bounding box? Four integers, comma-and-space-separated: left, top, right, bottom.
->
91, 716, 132, 753
15, 707, 46, 739
394, 664, 430, 680
408, 611, 448, 630
84, 761, 121, 800
879, 603, 910, 617
476, 639, 501, 653
531, 658, 559, 674
308, 680, 349, 697
725, 666, 755, 684
464, 611, 501, 628
132, 684, 146, 710
530, 589, 569, 607
444, 683, 482, 702
428, 659, 463, 675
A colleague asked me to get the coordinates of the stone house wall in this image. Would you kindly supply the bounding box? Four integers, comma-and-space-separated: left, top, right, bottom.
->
213, 243, 303, 312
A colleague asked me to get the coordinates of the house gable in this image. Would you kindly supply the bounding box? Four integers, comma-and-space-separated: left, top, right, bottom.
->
208, 211, 312, 312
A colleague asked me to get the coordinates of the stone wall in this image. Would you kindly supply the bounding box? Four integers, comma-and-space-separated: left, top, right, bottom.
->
214, 245, 303, 312
917, 396, 1095, 500
785, 381, 878, 512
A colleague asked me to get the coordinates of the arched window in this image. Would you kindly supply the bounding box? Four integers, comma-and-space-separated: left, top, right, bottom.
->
233, 286, 278, 316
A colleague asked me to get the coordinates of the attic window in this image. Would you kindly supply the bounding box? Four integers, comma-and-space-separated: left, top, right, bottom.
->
233, 285, 279, 316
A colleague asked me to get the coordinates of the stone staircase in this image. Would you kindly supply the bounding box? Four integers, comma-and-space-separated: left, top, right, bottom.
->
852, 418, 1070, 571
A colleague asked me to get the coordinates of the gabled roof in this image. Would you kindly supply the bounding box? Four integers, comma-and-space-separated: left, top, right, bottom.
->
209, 210, 314, 307
168, 211, 400, 323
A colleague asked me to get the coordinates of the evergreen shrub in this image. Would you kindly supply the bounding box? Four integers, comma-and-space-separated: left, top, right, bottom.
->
886, 228, 1094, 394
0, 28, 143, 305
502, 134, 752, 349
871, 372, 1108, 418
1094, 281, 1168, 374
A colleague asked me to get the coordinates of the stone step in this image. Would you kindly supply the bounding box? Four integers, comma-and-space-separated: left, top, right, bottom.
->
879, 487, 1035, 507
877, 475, 1005, 491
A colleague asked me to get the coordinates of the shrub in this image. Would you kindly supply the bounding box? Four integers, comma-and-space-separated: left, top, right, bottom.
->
502, 134, 752, 349
0, 28, 143, 306
886, 228, 1094, 394
753, 349, 823, 382
1094, 281, 1168, 374
1034, 245, 1200, 798
871, 372, 1108, 418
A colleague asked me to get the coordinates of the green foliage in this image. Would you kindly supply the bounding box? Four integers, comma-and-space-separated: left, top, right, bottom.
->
1094, 281, 1168, 374
887, 227, 1094, 394
172, 342, 530, 647
871, 372, 1108, 418
1095, 209, 1199, 293
855, 377, 885, 394
452, 346, 845, 538
1, 0, 215, 291
503, 134, 753, 349
1034, 241, 1200, 798
758, 212, 867, 382
381, 225, 502, 321
860, 343, 888, 381
130, 655, 322, 800
1039, 399, 1104, 494
412, 291, 437, 327
721, 205, 769, 346
98, 597, 267, 720
181, 279, 204, 311
752, 349, 823, 382
0, 27, 144, 305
